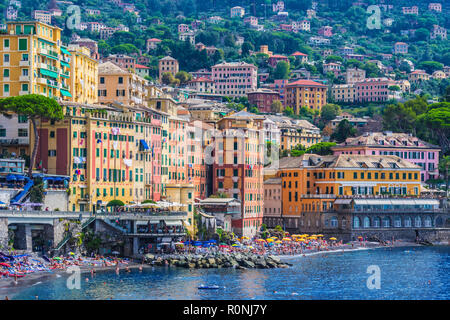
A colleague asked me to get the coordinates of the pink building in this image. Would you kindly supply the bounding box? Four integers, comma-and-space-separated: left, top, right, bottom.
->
147, 109, 164, 201
265, 79, 289, 106
247, 89, 280, 113
332, 132, 440, 182
402, 6, 418, 15
430, 25, 447, 40
244, 16, 258, 27
178, 24, 190, 33
146, 38, 162, 51
323, 62, 342, 76
428, 3, 442, 12
212, 62, 258, 97
268, 54, 289, 68
279, 24, 293, 32
263, 177, 282, 228
355, 78, 391, 103
393, 42, 408, 54
318, 26, 333, 37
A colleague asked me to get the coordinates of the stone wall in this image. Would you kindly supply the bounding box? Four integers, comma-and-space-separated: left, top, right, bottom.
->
0, 218, 8, 250
44, 190, 69, 211
0, 189, 17, 205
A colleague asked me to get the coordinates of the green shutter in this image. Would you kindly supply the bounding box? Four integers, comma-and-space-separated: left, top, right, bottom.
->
18, 38, 28, 51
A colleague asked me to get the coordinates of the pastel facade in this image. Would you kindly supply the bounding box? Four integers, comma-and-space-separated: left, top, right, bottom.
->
158, 56, 179, 82
212, 62, 258, 97
230, 6, 245, 18
285, 80, 328, 113
332, 132, 440, 182
355, 78, 391, 103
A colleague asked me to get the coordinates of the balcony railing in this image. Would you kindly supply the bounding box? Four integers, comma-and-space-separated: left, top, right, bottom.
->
0, 138, 28, 145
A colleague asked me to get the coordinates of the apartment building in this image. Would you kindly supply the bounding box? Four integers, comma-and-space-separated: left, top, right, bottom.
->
213, 110, 265, 237
158, 56, 179, 83
103, 54, 136, 70
332, 132, 440, 182
0, 21, 71, 100
230, 6, 245, 18
212, 62, 258, 97
331, 84, 357, 103
68, 45, 98, 104
98, 61, 149, 107
285, 80, 328, 113
355, 78, 391, 103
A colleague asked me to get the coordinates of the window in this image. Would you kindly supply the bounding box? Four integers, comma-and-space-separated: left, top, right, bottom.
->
100, 77, 105, 84
3, 69, 9, 78
48, 150, 57, 157
118, 77, 123, 84
4, 54, 10, 63
18, 38, 28, 51
3, 39, 9, 48
3, 84, 9, 93
18, 128, 28, 137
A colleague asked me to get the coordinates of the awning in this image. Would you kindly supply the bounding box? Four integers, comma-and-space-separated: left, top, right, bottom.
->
40, 68, 58, 78
60, 61, 70, 68
60, 89, 72, 97
334, 199, 352, 204
140, 139, 149, 150
164, 220, 182, 226
60, 47, 71, 56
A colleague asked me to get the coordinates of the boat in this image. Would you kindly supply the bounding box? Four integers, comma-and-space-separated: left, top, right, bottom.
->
198, 284, 223, 290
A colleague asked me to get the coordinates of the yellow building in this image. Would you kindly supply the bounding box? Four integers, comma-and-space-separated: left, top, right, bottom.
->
165, 184, 194, 234
68, 44, 98, 104
30, 101, 160, 212
279, 122, 322, 151
408, 70, 431, 84
285, 80, 328, 113
0, 21, 72, 100
279, 154, 422, 223
331, 84, 356, 103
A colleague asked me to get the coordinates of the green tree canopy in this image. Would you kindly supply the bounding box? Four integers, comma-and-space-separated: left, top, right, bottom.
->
273, 61, 290, 80
0, 95, 63, 177
330, 119, 357, 143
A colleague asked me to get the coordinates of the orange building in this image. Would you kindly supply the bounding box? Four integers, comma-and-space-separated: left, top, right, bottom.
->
213, 110, 265, 237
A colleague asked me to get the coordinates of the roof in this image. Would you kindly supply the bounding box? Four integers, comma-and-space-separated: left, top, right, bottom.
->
335, 132, 440, 150
286, 79, 327, 87
223, 110, 265, 120
99, 61, 129, 75
291, 51, 307, 56
135, 64, 150, 69
279, 154, 422, 170
264, 177, 282, 184
147, 38, 162, 42
159, 56, 177, 61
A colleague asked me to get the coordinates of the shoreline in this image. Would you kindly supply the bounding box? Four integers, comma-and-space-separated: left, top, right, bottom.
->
0, 241, 443, 298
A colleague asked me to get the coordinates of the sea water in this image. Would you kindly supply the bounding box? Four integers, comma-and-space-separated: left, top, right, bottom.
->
7, 246, 450, 300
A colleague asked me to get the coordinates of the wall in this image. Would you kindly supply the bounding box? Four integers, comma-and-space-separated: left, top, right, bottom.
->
44, 190, 69, 211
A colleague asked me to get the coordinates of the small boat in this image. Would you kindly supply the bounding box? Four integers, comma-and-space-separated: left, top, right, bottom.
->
198, 284, 223, 290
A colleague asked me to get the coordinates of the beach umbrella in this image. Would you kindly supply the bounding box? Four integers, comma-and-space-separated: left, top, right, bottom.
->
282, 237, 291, 241
69, 252, 75, 256
246, 246, 254, 249
53, 257, 62, 260
241, 236, 249, 240
266, 238, 274, 242
357, 236, 363, 239
275, 240, 283, 244
231, 244, 240, 247
317, 234, 324, 237
112, 251, 120, 255
256, 239, 265, 242
329, 237, 337, 241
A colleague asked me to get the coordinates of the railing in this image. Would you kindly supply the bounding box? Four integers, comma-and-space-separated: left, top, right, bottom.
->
338, 207, 446, 214
301, 194, 336, 199
0, 138, 28, 145
0, 210, 188, 218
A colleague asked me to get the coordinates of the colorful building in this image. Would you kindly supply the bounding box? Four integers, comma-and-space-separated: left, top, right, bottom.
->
355, 78, 391, 103
331, 132, 440, 182
247, 88, 280, 113
212, 62, 258, 97
68, 44, 98, 104
278, 154, 422, 232
0, 21, 71, 100
213, 110, 265, 237
285, 80, 328, 113
158, 56, 179, 83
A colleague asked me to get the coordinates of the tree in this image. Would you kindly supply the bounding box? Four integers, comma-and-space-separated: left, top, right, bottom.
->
438, 156, 450, 190
107, 199, 125, 208
0, 95, 63, 177
414, 28, 430, 41
273, 61, 290, 80
418, 61, 444, 74
283, 106, 294, 116
175, 71, 192, 85
330, 119, 357, 143
29, 177, 44, 203
271, 100, 283, 113
241, 41, 254, 56
161, 72, 176, 85
306, 142, 337, 155
320, 104, 341, 122
389, 85, 401, 92
418, 102, 450, 154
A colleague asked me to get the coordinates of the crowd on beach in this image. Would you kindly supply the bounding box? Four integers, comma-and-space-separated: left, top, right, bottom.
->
0, 252, 132, 281
171, 233, 368, 256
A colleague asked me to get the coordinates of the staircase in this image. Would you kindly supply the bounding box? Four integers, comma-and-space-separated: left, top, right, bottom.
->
81, 216, 96, 229
102, 219, 128, 233
54, 233, 71, 251
10, 179, 34, 204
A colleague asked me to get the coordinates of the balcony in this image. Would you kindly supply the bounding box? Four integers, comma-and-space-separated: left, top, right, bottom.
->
19, 60, 30, 67
19, 90, 29, 95
36, 77, 47, 85
301, 194, 336, 199
19, 75, 30, 82
0, 138, 28, 145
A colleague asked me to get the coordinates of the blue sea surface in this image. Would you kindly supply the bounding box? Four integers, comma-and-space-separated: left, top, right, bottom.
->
7, 246, 450, 300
